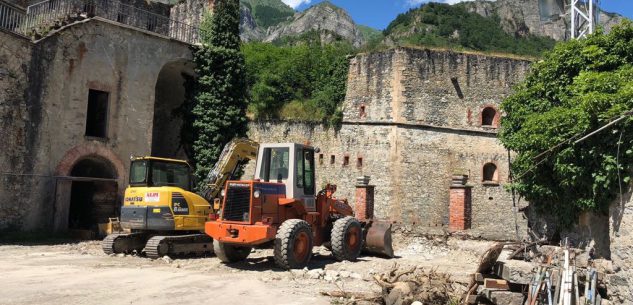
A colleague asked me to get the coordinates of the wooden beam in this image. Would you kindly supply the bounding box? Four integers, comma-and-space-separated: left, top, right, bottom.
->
484, 279, 510, 290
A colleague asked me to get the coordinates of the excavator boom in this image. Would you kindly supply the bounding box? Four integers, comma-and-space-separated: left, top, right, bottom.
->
199, 138, 259, 203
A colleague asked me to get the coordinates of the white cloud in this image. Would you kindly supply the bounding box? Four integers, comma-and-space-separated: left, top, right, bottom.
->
406, 0, 494, 6
282, 0, 312, 9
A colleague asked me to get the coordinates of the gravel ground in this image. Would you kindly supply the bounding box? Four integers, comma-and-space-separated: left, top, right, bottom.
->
0, 234, 495, 305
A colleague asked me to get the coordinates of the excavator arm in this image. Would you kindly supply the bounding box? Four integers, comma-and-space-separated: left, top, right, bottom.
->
198, 138, 259, 206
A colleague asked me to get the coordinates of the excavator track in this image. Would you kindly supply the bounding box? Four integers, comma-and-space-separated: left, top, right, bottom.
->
143, 234, 214, 259
102, 233, 148, 255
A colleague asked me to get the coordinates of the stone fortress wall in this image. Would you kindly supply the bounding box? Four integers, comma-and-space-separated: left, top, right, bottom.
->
246, 48, 533, 240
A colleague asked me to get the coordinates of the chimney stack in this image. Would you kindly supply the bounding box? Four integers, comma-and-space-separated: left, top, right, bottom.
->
355, 176, 374, 221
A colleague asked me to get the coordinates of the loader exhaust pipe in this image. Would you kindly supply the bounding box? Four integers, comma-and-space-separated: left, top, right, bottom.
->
355, 176, 395, 258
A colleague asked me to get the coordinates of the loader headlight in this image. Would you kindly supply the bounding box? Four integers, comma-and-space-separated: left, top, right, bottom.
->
253, 190, 261, 198
221, 189, 226, 197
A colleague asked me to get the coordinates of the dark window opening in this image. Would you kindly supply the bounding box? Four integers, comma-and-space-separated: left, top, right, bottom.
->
482, 107, 497, 127
359, 105, 366, 117
330, 155, 336, 165
85, 89, 109, 138
319, 153, 324, 165
357, 157, 363, 168
343, 155, 350, 167
117, 12, 128, 23
147, 15, 157, 31
483, 163, 498, 182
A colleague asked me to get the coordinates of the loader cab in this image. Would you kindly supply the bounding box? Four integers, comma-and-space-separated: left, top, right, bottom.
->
254, 143, 317, 211
129, 157, 192, 191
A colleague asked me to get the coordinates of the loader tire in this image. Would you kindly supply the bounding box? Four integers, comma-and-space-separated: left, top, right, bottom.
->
213, 240, 251, 263
274, 219, 313, 269
331, 216, 362, 261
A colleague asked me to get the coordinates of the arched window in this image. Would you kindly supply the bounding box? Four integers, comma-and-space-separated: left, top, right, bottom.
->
483, 163, 498, 183
481, 107, 497, 127
359, 105, 366, 118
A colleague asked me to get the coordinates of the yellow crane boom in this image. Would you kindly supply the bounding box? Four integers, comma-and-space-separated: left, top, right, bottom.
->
199, 138, 259, 206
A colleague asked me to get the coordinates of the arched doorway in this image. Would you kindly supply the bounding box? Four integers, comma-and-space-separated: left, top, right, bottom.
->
67, 157, 118, 232
152, 59, 195, 159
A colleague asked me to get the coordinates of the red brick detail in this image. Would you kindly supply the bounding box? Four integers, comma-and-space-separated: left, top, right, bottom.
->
449, 187, 472, 232
55, 142, 126, 181
355, 186, 375, 221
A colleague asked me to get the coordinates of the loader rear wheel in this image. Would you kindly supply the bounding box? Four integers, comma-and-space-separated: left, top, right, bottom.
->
331, 216, 362, 261
274, 219, 313, 269
213, 240, 251, 263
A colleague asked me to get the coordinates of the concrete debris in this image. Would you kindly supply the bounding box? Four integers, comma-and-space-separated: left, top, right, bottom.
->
466, 243, 616, 305
492, 260, 534, 285
480, 290, 524, 305
160, 256, 172, 264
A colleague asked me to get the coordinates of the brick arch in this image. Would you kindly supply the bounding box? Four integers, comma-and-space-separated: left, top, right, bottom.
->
55, 142, 126, 182
479, 104, 501, 128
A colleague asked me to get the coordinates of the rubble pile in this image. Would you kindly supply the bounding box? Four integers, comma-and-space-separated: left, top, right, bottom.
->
373, 264, 461, 305
462, 242, 615, 305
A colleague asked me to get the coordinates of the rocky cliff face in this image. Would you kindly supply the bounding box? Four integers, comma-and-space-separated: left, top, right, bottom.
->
240, 3, 264, 42
263, 2, 365, 47
462, 0, 626, 41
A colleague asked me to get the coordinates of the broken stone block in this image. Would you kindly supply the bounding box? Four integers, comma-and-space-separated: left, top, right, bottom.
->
385, 282, 414, 305
492, 260, 535, 285
592, 259, 614, 274
480, 289, 525, 305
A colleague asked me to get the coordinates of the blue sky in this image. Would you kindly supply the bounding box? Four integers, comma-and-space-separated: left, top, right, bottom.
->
281, 0, 633, 30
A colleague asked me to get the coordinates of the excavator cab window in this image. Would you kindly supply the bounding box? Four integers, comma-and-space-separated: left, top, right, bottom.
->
130, 160, 148, 184
129, 159, 191, 191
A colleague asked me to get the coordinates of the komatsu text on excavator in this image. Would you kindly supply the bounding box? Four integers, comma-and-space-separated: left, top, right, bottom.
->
102, 139, 258, 258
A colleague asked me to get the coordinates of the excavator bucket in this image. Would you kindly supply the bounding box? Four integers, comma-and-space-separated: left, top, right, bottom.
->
363, 220, 394, 258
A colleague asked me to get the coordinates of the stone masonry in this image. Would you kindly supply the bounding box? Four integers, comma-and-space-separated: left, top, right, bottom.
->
247, 48, 532, 240
0, 18, 192, 231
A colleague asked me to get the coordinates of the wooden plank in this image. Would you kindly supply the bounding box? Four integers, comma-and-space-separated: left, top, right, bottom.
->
484, 279, 510, 290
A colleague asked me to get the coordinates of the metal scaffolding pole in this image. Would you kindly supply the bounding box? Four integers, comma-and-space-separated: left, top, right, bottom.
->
571, 0, 600, 39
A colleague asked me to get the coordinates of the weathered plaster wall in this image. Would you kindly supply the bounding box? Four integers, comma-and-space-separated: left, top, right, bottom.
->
0, 29, 44, 230
247, 48, 531, 240
0, 19, 192, 231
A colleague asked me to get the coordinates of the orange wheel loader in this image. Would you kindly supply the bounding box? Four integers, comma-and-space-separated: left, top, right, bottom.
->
205, 143, 394, 269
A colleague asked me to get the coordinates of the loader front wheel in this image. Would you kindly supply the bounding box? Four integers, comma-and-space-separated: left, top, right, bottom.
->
331, 216, 362, 261
213, 240, 251, 263
274, 219, 313, 269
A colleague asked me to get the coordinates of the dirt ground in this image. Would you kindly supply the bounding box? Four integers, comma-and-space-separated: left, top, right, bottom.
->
0, 234, 494, 305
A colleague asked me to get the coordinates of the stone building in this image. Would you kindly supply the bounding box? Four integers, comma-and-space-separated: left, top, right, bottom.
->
247, 48, 532, 240
0, 0, 197, 232
2, 0, 528, 241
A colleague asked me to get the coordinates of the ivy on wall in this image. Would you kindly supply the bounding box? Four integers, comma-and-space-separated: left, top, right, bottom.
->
499, 21, 633, 226
183, 0, 248, 184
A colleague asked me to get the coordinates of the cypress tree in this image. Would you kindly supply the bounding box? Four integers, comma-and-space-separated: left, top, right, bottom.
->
186, 0, 248, 184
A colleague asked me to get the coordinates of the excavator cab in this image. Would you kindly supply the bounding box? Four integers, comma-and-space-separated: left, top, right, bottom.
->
128, 158, 193, 191
120, 157, 211, 232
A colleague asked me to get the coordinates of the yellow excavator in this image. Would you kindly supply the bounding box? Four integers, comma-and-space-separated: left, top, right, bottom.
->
102, 138, 258, 258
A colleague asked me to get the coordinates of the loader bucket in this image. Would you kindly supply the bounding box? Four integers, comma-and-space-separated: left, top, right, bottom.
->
363, 220, 394, 258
